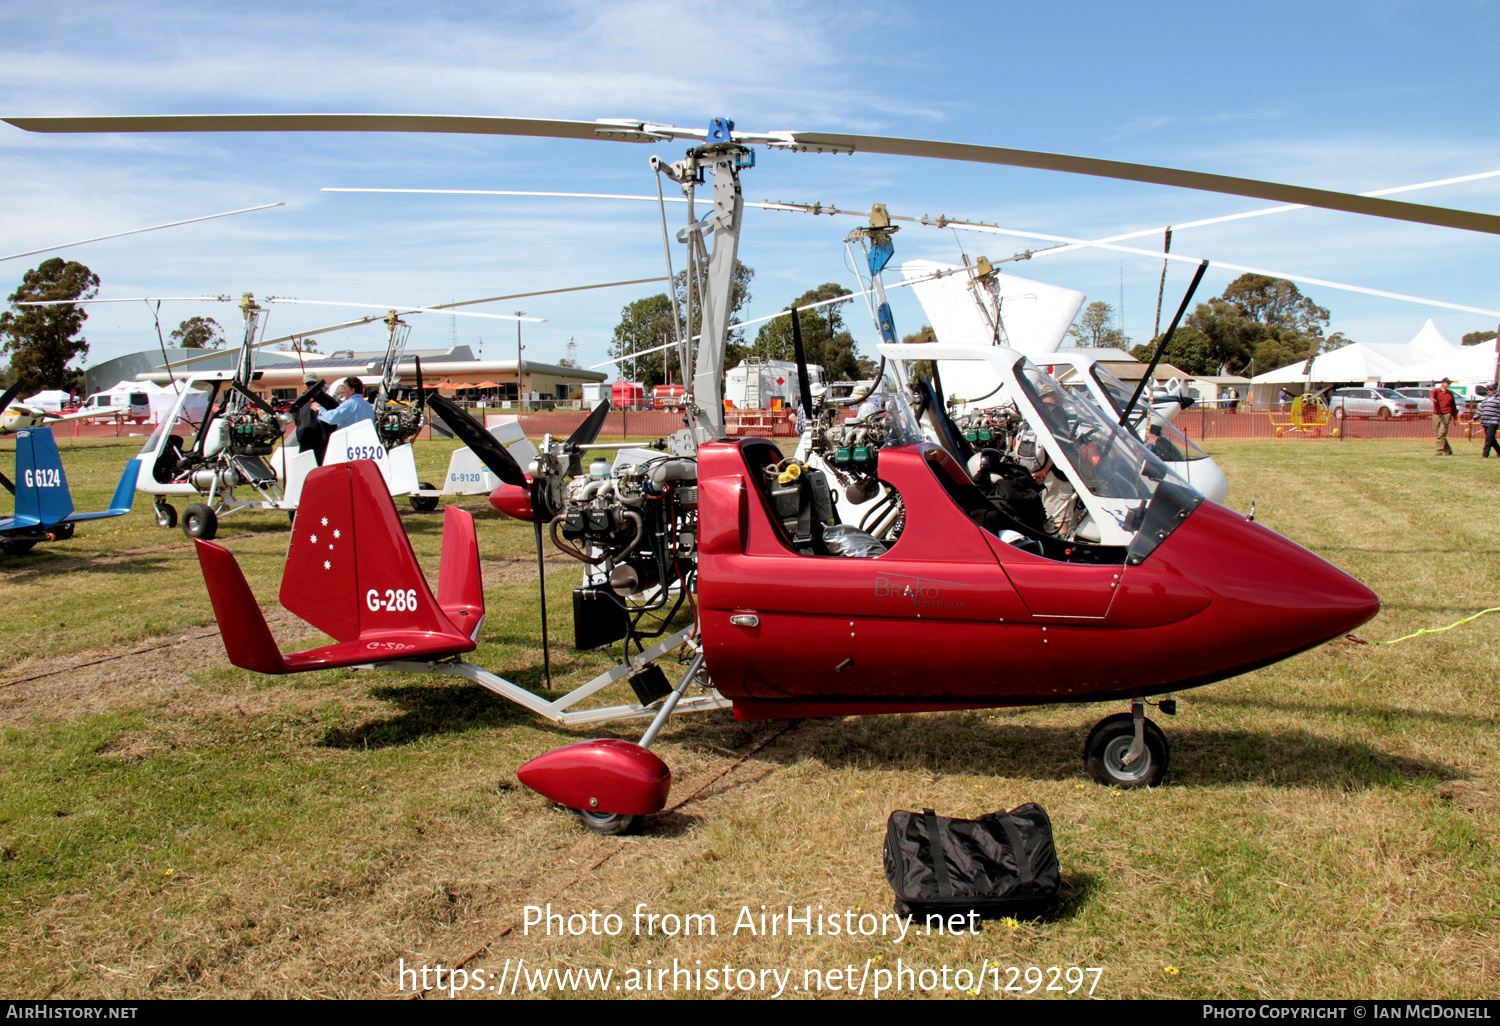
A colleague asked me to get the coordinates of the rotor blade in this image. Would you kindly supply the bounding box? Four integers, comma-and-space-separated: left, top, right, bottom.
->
0, 203, 284, 263
263, 298, 545, 322
566, 397, 612, 447
424, 392, 527, 487
1032, 168, 1500, 258
413, 355, 426, 417
929, 220, 1500, 319
11, 113, 1500, 235
2, 113, 680, 142
785, 132, 1500, 236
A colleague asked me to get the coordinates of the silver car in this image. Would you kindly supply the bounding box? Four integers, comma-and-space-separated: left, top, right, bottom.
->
1393, 388, 1434, 414
1327, 387, 1420, 419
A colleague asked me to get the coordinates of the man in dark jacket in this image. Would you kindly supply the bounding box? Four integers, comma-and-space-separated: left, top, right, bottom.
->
1478, 385, 1500, 458
1431, 378, 1459, 456
293, 375, 339, 465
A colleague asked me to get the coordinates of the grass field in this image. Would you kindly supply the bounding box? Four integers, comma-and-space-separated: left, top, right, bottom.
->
0, 431, 1495, 1000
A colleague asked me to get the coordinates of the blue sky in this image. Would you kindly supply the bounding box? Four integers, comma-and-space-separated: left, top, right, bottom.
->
2, 1, 1498, 375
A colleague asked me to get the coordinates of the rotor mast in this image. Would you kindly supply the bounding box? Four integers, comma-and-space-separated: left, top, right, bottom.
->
652, 118, 750, 442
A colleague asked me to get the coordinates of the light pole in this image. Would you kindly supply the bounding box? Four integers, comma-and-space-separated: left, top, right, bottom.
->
516, 311, 525, 409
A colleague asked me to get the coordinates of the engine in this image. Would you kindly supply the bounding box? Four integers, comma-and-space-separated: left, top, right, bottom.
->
551, 455, 698, 651
376, 403, 425, 449
222, 407, 282, 456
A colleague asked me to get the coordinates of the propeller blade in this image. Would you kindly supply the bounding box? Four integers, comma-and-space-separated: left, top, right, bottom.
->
11, 114, 1500, 235
425, 392, 528, 487
914, 376, 971, 465
1121, 261, 1210, 426
789, 306, 815, 422
566, 398, 612, 448
0, 382, 23, 417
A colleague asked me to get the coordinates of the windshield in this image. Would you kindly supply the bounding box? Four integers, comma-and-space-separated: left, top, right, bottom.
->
1088, 364, 1149, 428
1374, 388, 1404, 400
1013, 355, 1202, 558
1146, 420, 1212, 463
139, 384, 213, 456
1015, 359, 1161, 502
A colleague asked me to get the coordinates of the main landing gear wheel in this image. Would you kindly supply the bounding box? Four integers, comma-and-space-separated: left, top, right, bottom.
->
572, 808, 638, 835
1084, 712, 1169, 789
0, 539, 36, 556
155, 503, 177, 529
181, 503, 218, 541
409, 484, 439, 512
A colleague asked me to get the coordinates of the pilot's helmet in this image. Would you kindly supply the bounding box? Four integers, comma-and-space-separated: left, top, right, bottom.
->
967, 447, 1006, 485
1013, 427, 1049, 474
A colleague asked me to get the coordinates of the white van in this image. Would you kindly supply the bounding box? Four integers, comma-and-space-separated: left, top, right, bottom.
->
79, 390, 152, 422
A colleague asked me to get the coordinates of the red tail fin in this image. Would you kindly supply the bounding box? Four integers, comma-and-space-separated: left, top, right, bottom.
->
197, 461, 479, 675
281, 461, 454, 640
437, 504, 485, 640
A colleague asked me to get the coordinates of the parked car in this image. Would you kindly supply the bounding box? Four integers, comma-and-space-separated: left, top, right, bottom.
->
1392, 388, 1433, 414
77, 390, 151, 423
1327, 387, 1420, 420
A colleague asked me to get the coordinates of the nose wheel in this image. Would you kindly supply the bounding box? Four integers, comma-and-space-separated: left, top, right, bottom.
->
572, 809, 638, 835
1084, 702, 1170, 788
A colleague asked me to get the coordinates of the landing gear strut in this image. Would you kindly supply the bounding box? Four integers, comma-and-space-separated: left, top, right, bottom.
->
1084, 699, 1170, 788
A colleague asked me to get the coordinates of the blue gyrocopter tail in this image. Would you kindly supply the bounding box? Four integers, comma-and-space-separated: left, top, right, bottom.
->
7, 428, 74, 530
0, 428, 139, 539
63, 457, 140, 523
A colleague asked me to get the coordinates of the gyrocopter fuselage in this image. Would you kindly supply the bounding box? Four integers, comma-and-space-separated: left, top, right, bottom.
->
15, 111, 1438, 833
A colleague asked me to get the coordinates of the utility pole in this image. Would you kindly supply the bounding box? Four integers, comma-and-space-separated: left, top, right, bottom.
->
516, 311, 525, 410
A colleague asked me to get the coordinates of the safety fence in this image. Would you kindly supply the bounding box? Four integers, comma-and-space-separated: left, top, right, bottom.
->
48, 407, 1484, 447
1171, 408, 1490, 443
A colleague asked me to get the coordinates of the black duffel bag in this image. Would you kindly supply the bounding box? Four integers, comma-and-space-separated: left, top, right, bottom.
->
883, 804, 1060, 919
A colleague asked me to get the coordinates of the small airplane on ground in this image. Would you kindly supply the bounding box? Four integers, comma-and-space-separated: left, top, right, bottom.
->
0, 385, 139, 554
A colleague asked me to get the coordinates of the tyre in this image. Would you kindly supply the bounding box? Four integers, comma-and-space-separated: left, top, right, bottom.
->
49, 522, 75, 541
1333, 406, 1345, 419
409, 483, 439, 512
0, 539, 37, 556
572, 808, 638, 835
155, 503, 178, 529
181, 503, 218, 541
1083, 712, 1169, 789
1377, 408, 1391, 420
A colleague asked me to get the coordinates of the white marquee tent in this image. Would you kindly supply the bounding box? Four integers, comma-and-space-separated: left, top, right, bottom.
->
1250, 320, 1496, 390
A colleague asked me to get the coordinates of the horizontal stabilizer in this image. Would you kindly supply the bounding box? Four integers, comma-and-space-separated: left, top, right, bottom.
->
63, 458, 140, 523
195, 540, 292, 674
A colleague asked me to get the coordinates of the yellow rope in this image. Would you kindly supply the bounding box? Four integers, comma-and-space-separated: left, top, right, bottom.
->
1353, 607, 1500, 646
